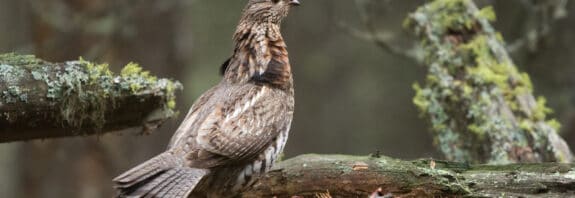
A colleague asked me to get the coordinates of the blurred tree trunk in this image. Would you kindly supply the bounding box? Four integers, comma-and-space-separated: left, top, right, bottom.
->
13, 0, 188, 197
0, 0, 31, 197
0, 144, 19, 198
405, 0, 572, 164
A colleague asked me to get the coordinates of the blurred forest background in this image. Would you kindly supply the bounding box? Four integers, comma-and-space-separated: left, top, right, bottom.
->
0, 0, 574, 197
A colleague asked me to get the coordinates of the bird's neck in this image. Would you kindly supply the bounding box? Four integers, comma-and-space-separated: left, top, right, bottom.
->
223, 22, 293, 90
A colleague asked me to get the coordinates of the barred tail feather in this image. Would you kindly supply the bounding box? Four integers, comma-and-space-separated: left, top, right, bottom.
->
113, 152, 208, 198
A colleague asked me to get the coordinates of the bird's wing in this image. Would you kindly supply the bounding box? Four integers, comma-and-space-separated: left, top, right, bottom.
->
168, 86, 217, 149
189, 84, 292, 168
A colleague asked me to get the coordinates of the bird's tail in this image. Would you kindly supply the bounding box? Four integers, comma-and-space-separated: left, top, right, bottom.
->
113, 152, 209, 198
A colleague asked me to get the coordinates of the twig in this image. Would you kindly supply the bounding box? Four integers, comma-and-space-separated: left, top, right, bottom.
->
340, 0, 423, 63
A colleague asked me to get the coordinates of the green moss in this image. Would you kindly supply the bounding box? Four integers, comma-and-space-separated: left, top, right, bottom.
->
462, 84, 473, 98
533, 97, 553, 121
519, 73, 533, 92
461, 35, 540, 121
121, 62, 144, 77
0, 53, 42, 66
467, 124, 485, 139
120, 62, 159, 93
57, 59, 181, 129
459, 34, 558, 131
519, 120, 533, 131
165, 80, 177, 109
476, 6, 496, 22
409, 159, 471, 195
1, 53, 181, 133
466, 64, 507, 88
405, 0, 478, 35
412, 83, 429, 113
406, 0, 567, 163
429, 0, 474, 29
81, 57, 113, 83
495, 32, 504, 43
546, 119, 561, 131
118, 61, 180, 113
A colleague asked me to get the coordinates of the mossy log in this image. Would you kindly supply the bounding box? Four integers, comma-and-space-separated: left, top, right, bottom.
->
0, 53, 182, 143
405, 0, 572, 164
244, 154, 575, 197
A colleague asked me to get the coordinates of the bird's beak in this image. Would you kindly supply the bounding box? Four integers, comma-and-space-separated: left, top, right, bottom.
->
289, 0, 300, 6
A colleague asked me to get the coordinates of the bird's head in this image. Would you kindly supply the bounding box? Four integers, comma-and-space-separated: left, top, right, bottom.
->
241, 0, 300, 24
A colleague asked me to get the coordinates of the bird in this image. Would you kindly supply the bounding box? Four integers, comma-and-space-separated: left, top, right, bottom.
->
113, 0, 299, 197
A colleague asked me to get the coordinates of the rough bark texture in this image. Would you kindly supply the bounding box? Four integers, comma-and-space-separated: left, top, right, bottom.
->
244, 154, 575, 198
0, 53, 181, 143
405, 0, 573, 164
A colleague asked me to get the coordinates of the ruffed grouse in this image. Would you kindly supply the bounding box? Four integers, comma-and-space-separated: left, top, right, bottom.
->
113, 0, 299, 197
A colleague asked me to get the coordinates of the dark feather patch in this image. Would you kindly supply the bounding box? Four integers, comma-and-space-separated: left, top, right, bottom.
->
251, 58, 288, 88
220, 58, 231, 76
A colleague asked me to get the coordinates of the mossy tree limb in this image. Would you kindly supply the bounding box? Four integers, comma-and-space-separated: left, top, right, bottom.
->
244, 154, 575, 197
0, 53, 182, 143
405, 0, 572, 164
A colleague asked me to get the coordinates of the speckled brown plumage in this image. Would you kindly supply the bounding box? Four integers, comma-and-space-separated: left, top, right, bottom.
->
113, 0, 299, 197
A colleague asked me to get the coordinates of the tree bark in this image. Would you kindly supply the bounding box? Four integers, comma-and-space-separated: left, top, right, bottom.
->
405, 0, 572, 164
0, 53, 181, 143
244, 154, 575, 198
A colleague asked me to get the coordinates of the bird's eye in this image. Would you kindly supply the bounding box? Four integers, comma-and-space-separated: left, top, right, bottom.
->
271, 0, 280, 3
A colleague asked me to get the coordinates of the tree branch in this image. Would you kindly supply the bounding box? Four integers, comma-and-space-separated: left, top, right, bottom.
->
341, 0, 423, 63
0, 53, 182, 143
244, 154, 575, 197
509, 0, 568, 53
404, 0, 572, 164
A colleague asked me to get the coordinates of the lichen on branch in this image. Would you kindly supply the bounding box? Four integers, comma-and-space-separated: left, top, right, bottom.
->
0, 53, 182, 143
404, 0, 572, 164
244, 154, 575, 197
